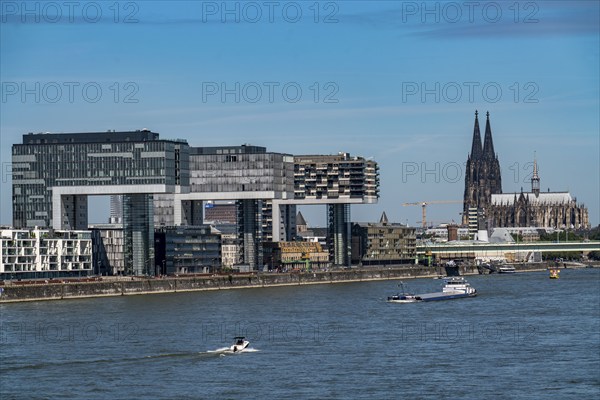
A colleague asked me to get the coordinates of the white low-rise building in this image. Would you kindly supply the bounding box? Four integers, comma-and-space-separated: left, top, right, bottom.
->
0, 228, 93, 279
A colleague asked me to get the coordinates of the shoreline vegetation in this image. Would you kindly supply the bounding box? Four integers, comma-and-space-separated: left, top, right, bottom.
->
1, 263, 595, 303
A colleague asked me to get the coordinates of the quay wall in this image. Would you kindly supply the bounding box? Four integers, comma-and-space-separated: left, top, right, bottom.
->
0, 263, 550, 303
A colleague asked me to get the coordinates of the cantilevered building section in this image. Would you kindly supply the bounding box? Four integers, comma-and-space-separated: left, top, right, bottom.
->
293, 153, 379, 202
12, 130, 189, 229
289, 152, 380, 266
12, 130, 189, 275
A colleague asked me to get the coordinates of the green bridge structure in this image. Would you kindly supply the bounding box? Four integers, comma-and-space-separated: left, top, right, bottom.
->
417, 241, 600, 259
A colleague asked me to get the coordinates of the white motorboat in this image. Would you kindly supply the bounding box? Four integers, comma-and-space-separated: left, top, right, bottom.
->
497, 265, 516, 274
230, 336, 250, 352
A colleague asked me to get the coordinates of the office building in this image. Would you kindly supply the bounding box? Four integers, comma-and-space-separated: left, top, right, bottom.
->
351, 212, 416, 265
154, 226, 221, 275
12, 130, 189, 275
263, 241, 329, 271
90, 224, 125, 276
158, 144, 295, 270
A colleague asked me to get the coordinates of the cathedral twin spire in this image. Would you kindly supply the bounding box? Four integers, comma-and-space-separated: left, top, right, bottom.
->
470, 110, 496, 160
470, 110, 483, 159
482, 111, 496, 158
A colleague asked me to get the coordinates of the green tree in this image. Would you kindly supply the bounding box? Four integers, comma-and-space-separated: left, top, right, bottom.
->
588, 225, 600, 240
542, 251, 583, 261
539, 231, 582, 242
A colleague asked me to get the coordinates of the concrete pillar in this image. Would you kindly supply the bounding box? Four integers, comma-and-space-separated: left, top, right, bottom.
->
271, 200, 282, 242
182, 200, 204, 225
52, 193, 88, 230
271, 201, 297, 242
173, 196, 183, 226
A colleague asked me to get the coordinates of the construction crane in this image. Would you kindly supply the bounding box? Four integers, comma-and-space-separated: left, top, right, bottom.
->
402, 200, 463, 228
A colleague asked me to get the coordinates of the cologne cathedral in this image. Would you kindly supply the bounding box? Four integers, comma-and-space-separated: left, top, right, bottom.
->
463, 111, 589, 229
462, 111, 502, 224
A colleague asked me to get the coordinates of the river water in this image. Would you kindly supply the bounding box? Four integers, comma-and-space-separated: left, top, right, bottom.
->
1, 269, 599, 399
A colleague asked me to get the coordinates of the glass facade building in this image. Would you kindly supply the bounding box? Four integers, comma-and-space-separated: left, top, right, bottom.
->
12, 130, 189, 229
351, 222, 417, 265
11, 130, 189, 276
90, 224, 125, 276
123, 194, 155, 276
188, 145, 294, 195
154, 226, 221, 275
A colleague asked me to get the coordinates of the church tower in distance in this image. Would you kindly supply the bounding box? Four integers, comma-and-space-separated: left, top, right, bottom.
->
463, 111, 502, 225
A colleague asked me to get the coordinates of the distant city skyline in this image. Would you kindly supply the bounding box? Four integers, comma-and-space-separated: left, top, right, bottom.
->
2, 1, 598, 227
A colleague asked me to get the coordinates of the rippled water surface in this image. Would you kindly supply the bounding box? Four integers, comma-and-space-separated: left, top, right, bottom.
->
1, 269, 599, 399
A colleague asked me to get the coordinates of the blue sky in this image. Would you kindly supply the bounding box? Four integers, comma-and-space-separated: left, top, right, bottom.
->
1, 0, 598, 227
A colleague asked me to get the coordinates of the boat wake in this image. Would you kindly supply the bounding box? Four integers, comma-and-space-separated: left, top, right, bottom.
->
2, 346, 262, 372
3, 352, 198, 372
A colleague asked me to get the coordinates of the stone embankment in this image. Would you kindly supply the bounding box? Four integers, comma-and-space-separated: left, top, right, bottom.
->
0, 263, 556, 303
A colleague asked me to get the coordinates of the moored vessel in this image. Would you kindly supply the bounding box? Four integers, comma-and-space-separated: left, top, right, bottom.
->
497, 265, 516, 274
